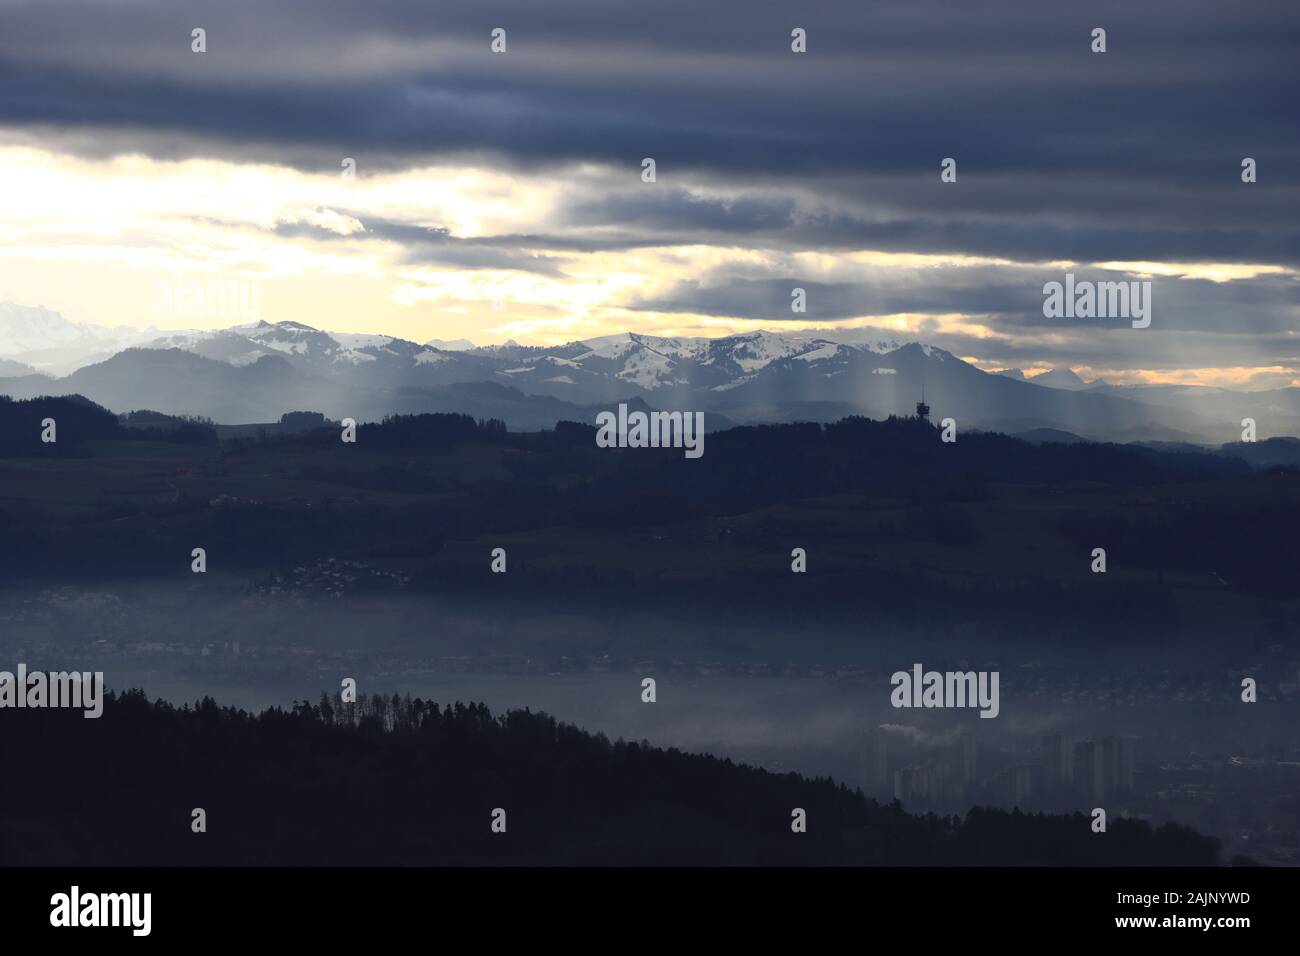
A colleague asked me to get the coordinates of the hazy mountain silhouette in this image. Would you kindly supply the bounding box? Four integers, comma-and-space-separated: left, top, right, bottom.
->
2, 312, 1297, 441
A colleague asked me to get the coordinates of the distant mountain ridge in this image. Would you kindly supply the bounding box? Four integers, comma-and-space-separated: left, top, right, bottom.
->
3, 304, 1299, 441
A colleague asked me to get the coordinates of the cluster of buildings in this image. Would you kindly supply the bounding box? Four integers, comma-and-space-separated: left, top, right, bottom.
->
863, 727, 1137, 810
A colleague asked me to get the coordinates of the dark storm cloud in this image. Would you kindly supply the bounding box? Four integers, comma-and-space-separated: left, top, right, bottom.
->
633, 266, 1300, 372
634, 272, 1044, 322
563, 188, 1300, 265
270, 218, 569, 274
2, 0, 1295, 182
565, 192, 800, 236
636, 268, 1299, 332
935, 324, 1300, 376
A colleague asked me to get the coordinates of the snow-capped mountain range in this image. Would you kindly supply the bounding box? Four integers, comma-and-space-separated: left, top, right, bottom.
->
0, 305, 911, 400
1, 303, 1297, 442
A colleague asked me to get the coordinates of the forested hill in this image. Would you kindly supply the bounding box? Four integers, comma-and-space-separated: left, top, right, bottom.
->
0, 690, 1219, 866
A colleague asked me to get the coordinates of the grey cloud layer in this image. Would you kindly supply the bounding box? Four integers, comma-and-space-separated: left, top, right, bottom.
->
634, 266, 1300, 369
3, 1, 1294, 179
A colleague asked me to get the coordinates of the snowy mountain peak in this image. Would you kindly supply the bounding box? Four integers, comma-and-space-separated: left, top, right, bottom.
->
1029, 367, 1088, 391
0, 302, 171, 374
423, 337, 476, 352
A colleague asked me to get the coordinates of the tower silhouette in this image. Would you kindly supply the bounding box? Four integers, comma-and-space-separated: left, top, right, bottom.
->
915, 385, 930, 420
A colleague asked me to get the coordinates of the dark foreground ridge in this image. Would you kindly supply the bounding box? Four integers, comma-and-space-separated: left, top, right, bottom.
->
1, 689, 1218, 866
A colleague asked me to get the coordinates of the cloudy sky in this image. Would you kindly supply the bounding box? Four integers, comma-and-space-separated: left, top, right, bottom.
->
0, 0, 1296, 384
